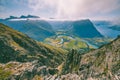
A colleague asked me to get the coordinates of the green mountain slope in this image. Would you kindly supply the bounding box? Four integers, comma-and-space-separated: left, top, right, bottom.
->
1, 20, 55, 41
0, 23, 66, 67
72, 19, 103, 38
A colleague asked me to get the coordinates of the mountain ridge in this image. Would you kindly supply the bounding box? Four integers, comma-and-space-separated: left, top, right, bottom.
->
71, 19, 103, 38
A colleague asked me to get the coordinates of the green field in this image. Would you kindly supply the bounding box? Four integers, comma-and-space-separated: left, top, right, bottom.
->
44, 35, 90, 50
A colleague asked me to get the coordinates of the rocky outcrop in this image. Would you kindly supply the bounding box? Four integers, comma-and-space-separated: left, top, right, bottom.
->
59, 36, 120, 80
0, 61, 59, 80
78, 36, 120, 80
62, 49, 82, 74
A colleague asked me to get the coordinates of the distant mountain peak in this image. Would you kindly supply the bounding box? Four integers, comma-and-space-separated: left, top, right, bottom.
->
4, 16, 18, 20
20, 15, 40, 18
1, 15, 40, 21
72, 19, 103, 38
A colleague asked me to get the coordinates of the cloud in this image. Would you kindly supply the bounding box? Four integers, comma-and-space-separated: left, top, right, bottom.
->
27, 0, 120, 19
0, 0, 120, 19
27, 0, 58, 17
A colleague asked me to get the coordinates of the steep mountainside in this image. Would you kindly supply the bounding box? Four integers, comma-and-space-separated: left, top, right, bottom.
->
1, 20, 55, 41
48, 19, 103, 38
0, 23, 66, 67
48, 21, 73, 31
72, 19, 103, 38
61, 36, 120, 80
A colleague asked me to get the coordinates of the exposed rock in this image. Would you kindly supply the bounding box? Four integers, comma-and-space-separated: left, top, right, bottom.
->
60, 36, 120, 80
62, 49, 82, 74
0, 61, 59, 80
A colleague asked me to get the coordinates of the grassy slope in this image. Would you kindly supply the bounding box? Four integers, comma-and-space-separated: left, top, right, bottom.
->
0, 23, 66, 67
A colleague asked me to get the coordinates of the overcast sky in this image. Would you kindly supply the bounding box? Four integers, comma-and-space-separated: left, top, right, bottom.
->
0, 0, 120, 20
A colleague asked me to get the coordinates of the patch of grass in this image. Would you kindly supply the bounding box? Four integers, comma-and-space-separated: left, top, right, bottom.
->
5, 63, 15, 68
0, 67, 11, 80
33, 75, 43, 80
